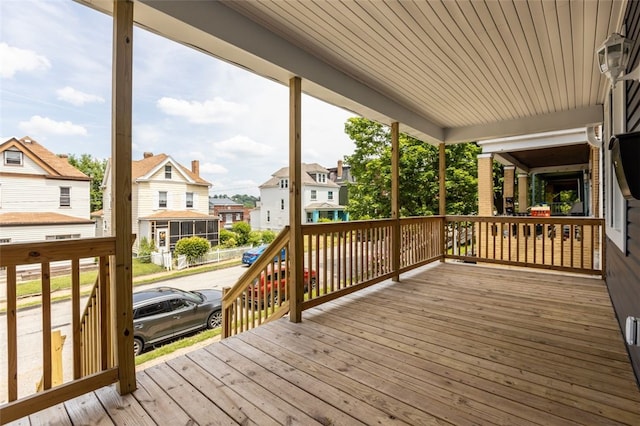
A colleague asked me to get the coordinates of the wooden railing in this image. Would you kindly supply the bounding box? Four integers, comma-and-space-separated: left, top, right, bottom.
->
0, 237, 119, 424
445, 216, 604, 275
222, 217, 447, 338
222, 228, 292, 337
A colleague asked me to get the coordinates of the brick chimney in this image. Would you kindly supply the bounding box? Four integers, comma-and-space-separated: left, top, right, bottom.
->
192, 160, 200, 177
337, 160, 343, 178
143, 152, 153, 158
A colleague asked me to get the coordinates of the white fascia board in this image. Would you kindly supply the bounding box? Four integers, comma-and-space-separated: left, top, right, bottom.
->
445, 105, 603, 144
529, 164, 589, 174
478, 127, 590, 154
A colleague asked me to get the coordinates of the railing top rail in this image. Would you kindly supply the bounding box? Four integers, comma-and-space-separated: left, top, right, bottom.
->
222, 226, 290, 304
0, 236, 117, 267
301, 218, 395, 233
445, 215, 604, 225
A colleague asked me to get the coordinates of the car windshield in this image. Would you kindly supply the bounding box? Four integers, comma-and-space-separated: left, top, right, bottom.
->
171, 288, 203, 303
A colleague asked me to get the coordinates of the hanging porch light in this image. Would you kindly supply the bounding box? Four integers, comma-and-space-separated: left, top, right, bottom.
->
597, 33, 635, 87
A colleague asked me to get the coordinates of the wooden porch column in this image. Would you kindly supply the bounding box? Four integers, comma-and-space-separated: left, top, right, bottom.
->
518, 173, 529, 214
503, 165, 515, 215
439, 143, 446, 215
391, 122, 400, 282
289, 76, 303, 323
111, 0, 135, 395
477, 154, 494, 216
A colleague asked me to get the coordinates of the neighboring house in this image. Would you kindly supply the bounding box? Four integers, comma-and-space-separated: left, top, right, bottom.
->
327, 160, 354, 206
209, 197, 250, 229
255, 163, 348, 231
0, 136, 95, 243
102, 152, 219, 254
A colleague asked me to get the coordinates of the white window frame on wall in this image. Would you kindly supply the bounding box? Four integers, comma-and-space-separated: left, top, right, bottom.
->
60, 187, 71, 207
4, 150, 22, 165
605, 83, 627, 253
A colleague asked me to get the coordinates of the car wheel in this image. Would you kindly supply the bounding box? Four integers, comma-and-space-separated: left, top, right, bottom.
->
310, 276, 317, 288
133, 337, 143, 357
207, 310, 222, 329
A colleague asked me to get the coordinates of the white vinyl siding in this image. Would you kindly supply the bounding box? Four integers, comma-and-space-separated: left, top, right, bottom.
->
1, 223, 95, 244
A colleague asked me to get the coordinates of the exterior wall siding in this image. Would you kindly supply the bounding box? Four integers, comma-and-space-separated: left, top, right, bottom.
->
0, 223, 95, 244
607, 0, 640, 384
0, 175, 90, 218
0, 150, 49, 175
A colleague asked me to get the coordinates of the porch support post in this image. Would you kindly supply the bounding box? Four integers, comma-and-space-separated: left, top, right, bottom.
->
477, 154, 494, 216
391, 122, 400, 282
439, 143, 446, 215
503, 165, 515, 215
289, 76, 303, 323
518, 173, 529, 214
111, 0, 135, 394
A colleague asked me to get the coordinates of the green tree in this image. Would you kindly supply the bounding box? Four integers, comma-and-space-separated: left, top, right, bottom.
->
344, 117, 481, 219
260, 230, 276, 243
219, 229, 237, 247
231, 194, 259, 207
137, 237, 156, 263
231, 222, 251, 245
174, 236, 210, 263
67, 154, 107, 212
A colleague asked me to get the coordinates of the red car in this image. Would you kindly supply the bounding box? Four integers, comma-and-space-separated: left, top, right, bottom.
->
246, 264, 316, 307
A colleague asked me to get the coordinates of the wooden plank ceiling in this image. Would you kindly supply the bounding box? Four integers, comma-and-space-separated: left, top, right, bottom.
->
81, 0, 627, 144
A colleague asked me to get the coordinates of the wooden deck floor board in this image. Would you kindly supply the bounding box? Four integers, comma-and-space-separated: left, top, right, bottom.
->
9, 263, 640, 425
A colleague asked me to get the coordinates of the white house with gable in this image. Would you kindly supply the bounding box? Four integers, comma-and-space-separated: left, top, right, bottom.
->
255, 163, 348, 231
102, 152, 219, 254
0, 136, 95, 243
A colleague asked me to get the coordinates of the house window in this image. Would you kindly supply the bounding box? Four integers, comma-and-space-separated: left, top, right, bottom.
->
0, 238, 11, 244
281, 199, 285, 210
4, 150, 22, 165
606, 84, 627, 252
159, 191, 167, 208
328, 191, 334, 200
45, 234, 81, 240
165, 165, 172, 179
186, 192, 194, 208
267, 210, 271, 222
311, 190, 317, 200
60, 187, 71, 207
316, 173, 326, 183
280, 179, 288, 189
236, 213, 241, 220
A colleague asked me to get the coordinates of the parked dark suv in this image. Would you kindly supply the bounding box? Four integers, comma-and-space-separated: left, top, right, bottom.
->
132, 286, 222, 356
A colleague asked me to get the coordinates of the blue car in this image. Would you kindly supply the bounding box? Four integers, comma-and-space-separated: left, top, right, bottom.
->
242, 244, 286, 266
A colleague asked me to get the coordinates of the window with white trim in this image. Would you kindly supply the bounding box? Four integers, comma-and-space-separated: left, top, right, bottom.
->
45, 234, 81, 240
60, 187, 71, 207
605, 84, 627, 253
328, 191, 334, 201
280, 179, 288, 189
186, 192, 194, 208
165, 165, 172, 179
267, 210, 271, 222
4, 150, 22, 165
281, 199, 285, 210
159, 191, 167, 208
311, 190, 317, 200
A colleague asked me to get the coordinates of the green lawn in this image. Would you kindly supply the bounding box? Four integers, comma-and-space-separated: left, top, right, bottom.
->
16, 259, 166, 298
135, 328, 221, 366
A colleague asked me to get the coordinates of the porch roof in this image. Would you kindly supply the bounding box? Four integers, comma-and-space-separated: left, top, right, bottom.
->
17, 263, 640, 424
77, 0, 625, 144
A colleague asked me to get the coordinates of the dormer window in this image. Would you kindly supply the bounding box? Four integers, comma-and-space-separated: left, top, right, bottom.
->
165, 165, 172, 179
280, 178, 288, 189
316, 173, 326, 183
4, 150, 22, 166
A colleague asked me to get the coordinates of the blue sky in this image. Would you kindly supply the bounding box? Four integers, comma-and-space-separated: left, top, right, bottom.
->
0, 0, 356, 196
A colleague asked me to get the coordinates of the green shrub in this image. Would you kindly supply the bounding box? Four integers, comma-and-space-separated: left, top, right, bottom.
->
248, 231, 263, 247
174, 236, 210, 263
138, 237, 156, 263
219, 229, 238, 247
261, 230, 276, 243
231, 222, 252, 245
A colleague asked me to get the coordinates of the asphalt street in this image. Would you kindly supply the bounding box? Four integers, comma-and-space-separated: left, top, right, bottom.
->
0, 265, 248, 403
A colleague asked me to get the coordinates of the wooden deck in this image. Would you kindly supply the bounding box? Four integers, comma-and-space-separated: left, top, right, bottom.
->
7, 262, 640, 425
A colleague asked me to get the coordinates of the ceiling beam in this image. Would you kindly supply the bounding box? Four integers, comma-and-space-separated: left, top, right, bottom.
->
444, 106, 603, 144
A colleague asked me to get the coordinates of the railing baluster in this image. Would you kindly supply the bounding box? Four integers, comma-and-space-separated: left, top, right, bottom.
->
41, 263, 52, 390
71, 259, 81, 379
7, 265, 18, 402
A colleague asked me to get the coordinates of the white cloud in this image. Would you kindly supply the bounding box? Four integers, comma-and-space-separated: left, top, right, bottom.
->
0, 42, 51, 78
212, 135, 274, 159
156, 97, 247, 124
56, 86, 104, 106
200, 162, 228, 174
19, 115, 87, 136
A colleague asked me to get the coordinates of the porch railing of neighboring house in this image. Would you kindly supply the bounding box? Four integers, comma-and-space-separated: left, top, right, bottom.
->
0, 237, 119, 424
445, 216, 605, 276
